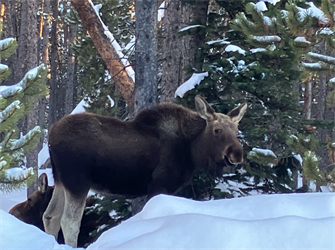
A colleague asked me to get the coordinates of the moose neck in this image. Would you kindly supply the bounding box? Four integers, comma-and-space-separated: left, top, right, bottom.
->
190, 129, 211, 169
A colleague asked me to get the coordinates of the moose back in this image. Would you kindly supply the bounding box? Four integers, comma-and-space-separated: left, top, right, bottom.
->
43, 95, 247, 247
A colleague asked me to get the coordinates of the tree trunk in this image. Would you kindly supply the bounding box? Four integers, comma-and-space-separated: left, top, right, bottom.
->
181, 0, 209, 80
71, 0, 135, 114
65, 24, 77, 115
2, 0, 20, 85
23, 0, 40, 196
134, 0, 157, 114
48, 0, 64, 127
161, 0, 209, 102
160, 0, 182, 103
315, 41, 332, 172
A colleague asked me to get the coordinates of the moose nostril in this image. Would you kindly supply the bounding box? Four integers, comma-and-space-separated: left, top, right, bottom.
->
226, 145, 243, 164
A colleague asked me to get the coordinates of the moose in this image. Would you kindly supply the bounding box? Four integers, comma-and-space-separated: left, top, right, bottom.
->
9, 173, 113, 248
43, 95, 247, 247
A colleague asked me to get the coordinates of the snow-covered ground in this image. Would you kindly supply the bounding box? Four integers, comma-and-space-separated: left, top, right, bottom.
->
1, 179, 335, 249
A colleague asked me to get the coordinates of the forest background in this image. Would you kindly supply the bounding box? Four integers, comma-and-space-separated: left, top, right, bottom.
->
2, 0, 335, 208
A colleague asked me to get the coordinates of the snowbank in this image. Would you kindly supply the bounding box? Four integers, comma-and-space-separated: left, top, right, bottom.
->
1, 192, 335, 249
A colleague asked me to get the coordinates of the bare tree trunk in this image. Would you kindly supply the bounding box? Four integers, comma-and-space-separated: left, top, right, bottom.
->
160, 0, 182, 103
134, 0, 157, 114
42, 0, 50, 65
181, 0, 209, 80
48, 0, 60, 127
65, 19, 77, 115
40, 0, 50, 132
2, 0, 20, 85
71, 0, 135, 114
161, 0, 209, 102
24, 0, 40, 196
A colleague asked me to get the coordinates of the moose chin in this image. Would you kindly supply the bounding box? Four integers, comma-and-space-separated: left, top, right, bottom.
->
42, 95, 247, 247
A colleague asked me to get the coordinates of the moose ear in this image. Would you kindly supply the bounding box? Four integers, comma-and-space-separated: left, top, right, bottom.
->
195, 95, 215, 121
228, 102, 247, 125
38, 173, 48, 193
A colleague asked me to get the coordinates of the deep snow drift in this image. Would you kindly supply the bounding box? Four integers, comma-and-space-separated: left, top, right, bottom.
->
1, 191, 335, 249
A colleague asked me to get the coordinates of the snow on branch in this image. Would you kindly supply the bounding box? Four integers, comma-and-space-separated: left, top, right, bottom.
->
255, 1, 267, 12
225, 45, 246, 55
302, 62, 332, 70
329, 77, 335, 84
308, 52, 335, 65
248, 147, 278, 167
9, 126, 41, 151
206, 39, 230, 45
0, 38, 15, 49
0, 63, 8, 71
89, 0, 135, 82
251, 148, 277, 158
0, 100, 21, 124
294, 36, 311, 45
0, 64, 46, 98
179, 25, 204, 32
251, 35, 281, 43
175, 72, 209, 98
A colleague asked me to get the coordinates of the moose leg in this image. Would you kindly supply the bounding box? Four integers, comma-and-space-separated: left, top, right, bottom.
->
43, 184, 65, 239
60, 190, 86, 248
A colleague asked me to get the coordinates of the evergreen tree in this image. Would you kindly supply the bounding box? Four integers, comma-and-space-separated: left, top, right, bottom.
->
177, 0, 335, 197
0, 35, 47, 192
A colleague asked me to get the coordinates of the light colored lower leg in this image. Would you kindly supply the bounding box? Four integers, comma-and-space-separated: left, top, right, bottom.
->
61, 190, 86, 248
43, 184, 65, 239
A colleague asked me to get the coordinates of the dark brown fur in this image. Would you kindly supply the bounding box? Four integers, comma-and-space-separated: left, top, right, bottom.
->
43, 95, 247, 247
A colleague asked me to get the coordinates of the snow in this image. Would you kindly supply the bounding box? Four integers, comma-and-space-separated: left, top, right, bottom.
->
262, 0, 281, 5
179, 25, 204, 32
294, 36, 311, 44
225, 44, 246, 55
250, 48, 267, 53
319, 27, 334, 35
71, 99, 87, 115
0, 65, 45, 98
251, 148, 277, 158
302, 61, 324, 69
255, 1, 267, 12
306, 2, 328, 24
174, 72, 208, 98
157, 1, 165, 22
251, 35, 281, 43
0, 37, 15, 48
107, 95, 115, 107
293, 153, 303, 166
1, 192, 335, 249
206, 38, 230, 45
308, 52, 335, 64
0, 63, 8, 71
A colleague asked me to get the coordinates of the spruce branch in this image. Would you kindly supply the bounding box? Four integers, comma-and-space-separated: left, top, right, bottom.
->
0, 37, 18, 60
0, 100, 25, 132
0, 63, 10, 83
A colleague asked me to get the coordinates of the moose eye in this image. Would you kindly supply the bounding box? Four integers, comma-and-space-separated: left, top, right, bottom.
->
214, 128, 222, 135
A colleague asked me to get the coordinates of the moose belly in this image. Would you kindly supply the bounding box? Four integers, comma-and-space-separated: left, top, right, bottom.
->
87, 144, 159, 196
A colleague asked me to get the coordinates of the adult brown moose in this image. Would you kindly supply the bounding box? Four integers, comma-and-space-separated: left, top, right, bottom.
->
43, 95, 247, 247
9, 173, 113, 248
